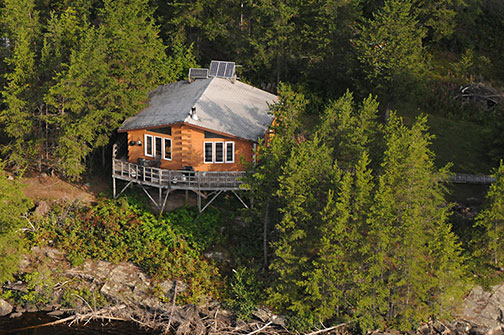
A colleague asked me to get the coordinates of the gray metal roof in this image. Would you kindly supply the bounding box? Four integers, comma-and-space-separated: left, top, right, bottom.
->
119, 78, 277, 142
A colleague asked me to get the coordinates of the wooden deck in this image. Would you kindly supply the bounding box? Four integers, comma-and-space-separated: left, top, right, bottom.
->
112, 158, 246, 191
451, 173, 496, 184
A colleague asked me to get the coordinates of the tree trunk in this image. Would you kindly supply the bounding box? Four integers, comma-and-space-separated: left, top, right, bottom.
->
263, 198, 270, 269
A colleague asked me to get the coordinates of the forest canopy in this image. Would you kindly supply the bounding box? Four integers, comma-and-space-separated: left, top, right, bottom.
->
0, 0, 504, 333
0, 0, 503, 177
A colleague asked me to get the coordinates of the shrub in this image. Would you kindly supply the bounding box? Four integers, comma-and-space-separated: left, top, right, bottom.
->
33, 197, 224, 303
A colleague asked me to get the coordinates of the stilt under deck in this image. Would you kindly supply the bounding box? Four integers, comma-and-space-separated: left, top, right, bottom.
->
111, 158, 249, 213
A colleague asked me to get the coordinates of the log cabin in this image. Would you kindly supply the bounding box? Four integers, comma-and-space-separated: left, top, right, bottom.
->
112, 61, 277, 212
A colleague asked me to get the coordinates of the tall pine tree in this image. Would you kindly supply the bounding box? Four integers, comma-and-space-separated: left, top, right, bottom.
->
317, 91, 380, 168
246, 84, 308, 268
363, 113, 466, 330
46, 0, 176, 177
0, 0, 41, 170
307, 151, 374, 322
0, 160, 32, 283
267, 135, 335, 324
475, 161, 504, 267
354, 0, 427, 105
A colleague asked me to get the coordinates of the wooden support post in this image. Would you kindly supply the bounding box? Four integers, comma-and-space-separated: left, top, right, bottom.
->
159, 187, 162, 207
185, 189, 189, 205
232, 191, 249, 209
112, 177, 117, 199
200, 190, 223, 212
263, 198, 270, 269
197, 192, 201, 212
140, 185, 159, 208
160, 189, 170, 215
115, 180, 133, 199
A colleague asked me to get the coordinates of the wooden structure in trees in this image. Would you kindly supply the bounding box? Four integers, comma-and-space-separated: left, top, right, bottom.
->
450, 173, 496, 184
112, 62, 277, 212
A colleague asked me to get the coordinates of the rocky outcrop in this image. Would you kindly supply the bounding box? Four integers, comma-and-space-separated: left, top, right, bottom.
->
6, 246, 504, 335
65, 260, 189, 311
0, 299, 12, 316
67, 260, 160, 310
459, 284, 504, 331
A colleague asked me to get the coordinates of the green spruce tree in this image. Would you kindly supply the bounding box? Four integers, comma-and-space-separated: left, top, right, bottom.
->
354, 0, 427, 104
475, 161, 504, 267
307, 151, 374, 322
267, 135, 335, 325
0, 160, 32, 283
246, 84, 308, 268
46, 0, 174, 178
362, 113, 465, 330
0, 0, 41, 170
317, 91, 380, 168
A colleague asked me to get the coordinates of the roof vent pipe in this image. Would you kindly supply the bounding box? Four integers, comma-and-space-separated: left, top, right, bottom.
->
190, 107, 199, 121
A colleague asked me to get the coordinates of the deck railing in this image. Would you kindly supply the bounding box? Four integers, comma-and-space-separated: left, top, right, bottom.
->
112, 158, 246, 190
451, 173, 496, 184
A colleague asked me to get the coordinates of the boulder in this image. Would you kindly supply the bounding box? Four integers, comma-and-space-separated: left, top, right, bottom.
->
157, 280, 187, 299
459, 284, 504, 330
24, 304, 37, 313
33, 200, 50, 219
0, 299, 12, 316
9, 312, 23, 318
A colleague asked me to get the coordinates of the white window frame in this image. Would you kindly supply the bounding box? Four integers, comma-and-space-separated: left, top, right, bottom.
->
163, 138, 172, 161
204, 141, 213, 163
214, 141, 224, 164
203, 141, 235, 164
154, 136, 162, 158
225, 141, 235, 163
144, 134, 153, 157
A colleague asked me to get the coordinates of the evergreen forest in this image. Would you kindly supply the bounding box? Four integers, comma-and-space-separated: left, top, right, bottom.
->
1, 0, 504, 333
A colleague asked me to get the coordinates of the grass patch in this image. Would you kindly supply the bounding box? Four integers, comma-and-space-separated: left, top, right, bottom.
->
427, 114, 493, 174
395, 102, 493, 174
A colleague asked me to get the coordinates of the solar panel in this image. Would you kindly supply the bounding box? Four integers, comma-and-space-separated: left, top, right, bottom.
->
209, 61, 219, 77
224, 63, 235, 78
217, 62, 227, 77
209, 60, 236, 79
188, 68, 209, 79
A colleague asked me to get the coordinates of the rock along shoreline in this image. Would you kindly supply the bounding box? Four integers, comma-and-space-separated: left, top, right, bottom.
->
2, 246, 504, 335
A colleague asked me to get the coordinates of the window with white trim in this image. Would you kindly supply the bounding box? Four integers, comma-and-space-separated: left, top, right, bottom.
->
215, 142, 224, 163
145, 133, 172, 160
204, 142, 213, 163
225, 142, 234, 163
163, 138, 172, 160
145, 134, 153, 157
204, 141, 235, 163
155, 137, 162, 158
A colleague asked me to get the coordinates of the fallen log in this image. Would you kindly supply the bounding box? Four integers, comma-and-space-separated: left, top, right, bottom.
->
4, 304, 127, 333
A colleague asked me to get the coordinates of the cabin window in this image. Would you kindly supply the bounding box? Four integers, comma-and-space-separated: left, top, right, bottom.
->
163, 138, 172, 160
150, 127, 172, 136
204, 131, 230, 139
204, 142, 213, 163
155, 137, 162, 158
203, 141, 235, 163
145, 134, 153, 157
215, 142, 224, 163
225, 142, 234, 163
